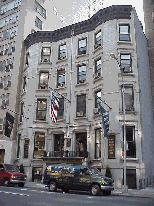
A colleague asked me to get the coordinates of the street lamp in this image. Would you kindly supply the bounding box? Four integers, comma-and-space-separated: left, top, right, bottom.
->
110, 53, 128, 193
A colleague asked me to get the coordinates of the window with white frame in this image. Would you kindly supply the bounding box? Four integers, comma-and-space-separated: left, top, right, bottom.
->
122, 126, 136, 158
36, 99, 47, 121
119, 24, 130, 41
34, 132, 45, 158
120, 54, 132, 73
57, 98, 64, 119
94, 30, 101, 49
76, 94, 86, 117
41, 47, 51, 62
58, 44, 66, 60
34, 1, 46, 19
94, 58, 101, 78
77, 64, 87, 84
57, 69, 65, 87
152, 12, 154, 21
94, 90, 101, 114
20, 102, 24, 122
17, 134, 21, 158
78, 38, 87, 55
35, 16, 42, 30
122, 85, 134, 111
39, 72, 49, 89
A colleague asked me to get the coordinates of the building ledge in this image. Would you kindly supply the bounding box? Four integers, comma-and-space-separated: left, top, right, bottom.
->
56, 86, 67, 90
93, 113, 101, 118
93, 76, 103, 84
56, 58, 67, 64
75, 82, 89, 87
76, 53, 89, 59
93, 46, 103, 54
74, 117, 88, 121
38, 61, 52, 65
35, 89, 50, 92
31, 158, 43, 162
117, 41, 133, 46
118, 72, 136, 77
33, 120, 48, 124
119, 111, 137, 115
120, 158, 139, 163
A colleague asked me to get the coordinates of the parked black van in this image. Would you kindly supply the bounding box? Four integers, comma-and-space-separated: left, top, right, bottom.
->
43, 164, 114, 196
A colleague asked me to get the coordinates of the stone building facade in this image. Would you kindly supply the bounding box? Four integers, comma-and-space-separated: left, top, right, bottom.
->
143, 0, 154, 115
17, 5, 154, 189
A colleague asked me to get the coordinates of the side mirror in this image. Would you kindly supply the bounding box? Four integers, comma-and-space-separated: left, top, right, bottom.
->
0, 168, 4, 171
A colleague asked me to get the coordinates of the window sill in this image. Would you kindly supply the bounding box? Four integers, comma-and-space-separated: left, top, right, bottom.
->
117, 41, 133, 46
56, 86, 66, 90
75, 82, 89, 87
56, 58, 67, 64
119, 111, 137, 115
93, 76, 103, 83
93, 113, 101, 118
120, 157, 139, 163
33, 120, 48, 124
76, 53, 89, 59
35, 89, 50, 92
57, 118, 65, 122
74, 117, 87, 121
21, 91, 26, 96
93, 45, 103, 54
38, 61, 52, 65
118, 72, 136, 77
90, 158, 101, 162
31, 158, 43, 161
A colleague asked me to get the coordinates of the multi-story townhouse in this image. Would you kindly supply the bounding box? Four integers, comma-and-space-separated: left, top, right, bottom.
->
0, 0, 71, 165
17, 5, 154, 189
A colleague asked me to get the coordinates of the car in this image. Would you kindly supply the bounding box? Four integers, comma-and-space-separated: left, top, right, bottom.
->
43, 164, 114, 196
0, 163, 27, 187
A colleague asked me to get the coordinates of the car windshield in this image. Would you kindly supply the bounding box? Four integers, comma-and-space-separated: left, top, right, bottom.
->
89, 167, 102, 175
4, 164, 19, 172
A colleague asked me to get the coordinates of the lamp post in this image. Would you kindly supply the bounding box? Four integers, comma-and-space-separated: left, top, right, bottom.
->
110, 53, 128, 193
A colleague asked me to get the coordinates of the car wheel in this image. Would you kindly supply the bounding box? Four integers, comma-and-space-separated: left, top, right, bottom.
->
90, 184, 100, 196
102, 190, 111, 196
3, 178, 10, 187
49, 181, 57, 192
18, 183, 25, 187
61, 188, 69, 193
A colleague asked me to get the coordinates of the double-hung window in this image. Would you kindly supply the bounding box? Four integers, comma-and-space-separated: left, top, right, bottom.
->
95, 128, 101, 158
20, 102, 24, 122
24, 139, 29, 159
57, 69, 65, 87
78, 38, 87, 55
119, 24, 130, 41
123, 126, 136, 158
120, 54, 132, 73
76, 94, 86, 117
57, 98, 64, 119
94, 30, 101, 49
39, 72, 49, 89
36, 99, 47, 121
58, 44, 66, 60
77, 65, 86, 84
35, 16, 42, 30
94, 90, 101, 113
41, 47, 51, 62
0, 118, 3, 134
122, 85, 134, 111
34, 132, 45, 158
94, 58, 101, 78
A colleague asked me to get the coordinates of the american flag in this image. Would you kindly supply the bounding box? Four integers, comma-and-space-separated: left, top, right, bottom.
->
49, 92, 59, 122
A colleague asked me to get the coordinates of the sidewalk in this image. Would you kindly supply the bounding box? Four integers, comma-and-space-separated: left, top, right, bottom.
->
25, 182, 154, 198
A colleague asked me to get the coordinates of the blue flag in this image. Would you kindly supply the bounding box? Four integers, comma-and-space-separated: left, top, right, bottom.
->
99, 103, 109, 138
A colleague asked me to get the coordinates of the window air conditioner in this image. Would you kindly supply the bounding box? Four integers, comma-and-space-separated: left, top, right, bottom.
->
79, 79, 85, 83
59, 56, 66, 60
77, 111, 84, 117
94, 72, 101, 79
43, 58, 49, 63
93, 108, 99, 114
123, 67, 131, 73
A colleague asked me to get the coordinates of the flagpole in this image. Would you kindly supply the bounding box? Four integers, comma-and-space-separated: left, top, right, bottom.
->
96, 96, 112, 110
110, 53, 128, 193
7, 108, 29, 119
49, 87, 71, 103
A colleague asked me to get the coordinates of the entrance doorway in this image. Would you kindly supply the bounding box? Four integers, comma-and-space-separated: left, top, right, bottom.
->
32, 167, 43, 182
123, 169, 137, 189
76, 133, 87, 157
0, 149, 5, 163
54, 134, 64, 157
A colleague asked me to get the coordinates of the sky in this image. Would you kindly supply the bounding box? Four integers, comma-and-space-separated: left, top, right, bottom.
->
103, 0, 145, 31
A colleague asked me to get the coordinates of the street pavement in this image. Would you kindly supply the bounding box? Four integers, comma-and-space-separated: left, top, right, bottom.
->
24, 182, 154, 198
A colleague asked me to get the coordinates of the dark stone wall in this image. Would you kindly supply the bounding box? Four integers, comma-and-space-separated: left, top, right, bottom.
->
25, 5, 132, 49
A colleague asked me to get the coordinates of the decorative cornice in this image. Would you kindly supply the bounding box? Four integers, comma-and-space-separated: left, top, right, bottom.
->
25, 5, 132, 49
